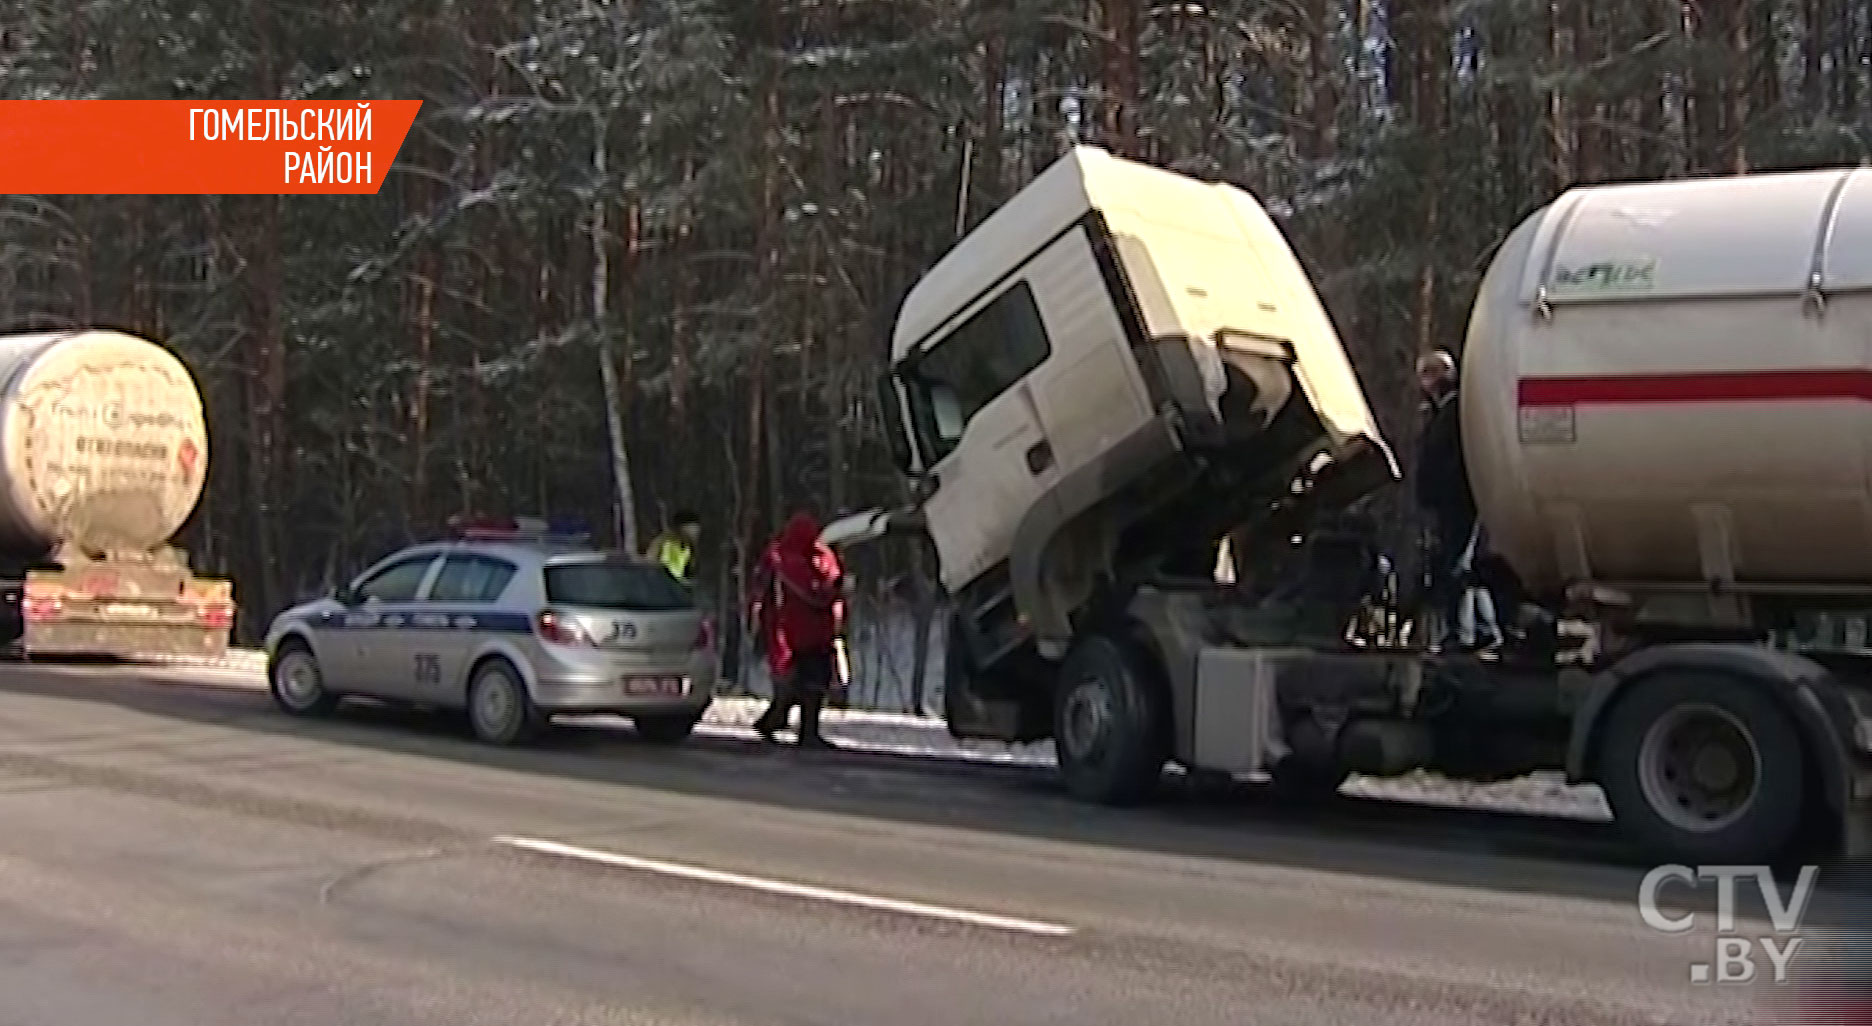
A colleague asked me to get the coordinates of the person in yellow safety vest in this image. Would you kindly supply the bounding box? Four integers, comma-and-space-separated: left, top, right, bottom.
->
646, 509, 701, 584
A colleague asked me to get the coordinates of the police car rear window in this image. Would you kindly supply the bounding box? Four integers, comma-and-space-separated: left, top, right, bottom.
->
544, 563, 691, 610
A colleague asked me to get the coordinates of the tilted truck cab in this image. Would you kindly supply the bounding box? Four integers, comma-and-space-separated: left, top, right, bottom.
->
873, 145, 1397, 738
843, 148, 1872, 867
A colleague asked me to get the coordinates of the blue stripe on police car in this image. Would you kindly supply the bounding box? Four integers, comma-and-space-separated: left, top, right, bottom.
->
308, 609, 534, 633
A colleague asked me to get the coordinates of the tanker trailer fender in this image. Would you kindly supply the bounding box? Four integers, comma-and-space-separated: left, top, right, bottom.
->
1564, 643, 1870, 857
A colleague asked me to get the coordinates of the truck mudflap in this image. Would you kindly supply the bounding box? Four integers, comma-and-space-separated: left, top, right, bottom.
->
18, 568, 233, 660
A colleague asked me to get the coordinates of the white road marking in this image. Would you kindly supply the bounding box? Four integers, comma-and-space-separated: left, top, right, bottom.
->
493, 834, 1076, 937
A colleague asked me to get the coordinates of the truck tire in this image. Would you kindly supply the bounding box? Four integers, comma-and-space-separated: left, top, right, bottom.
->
269, 640, 339, 717
467, 659, 543, 746
1054, 632, 1170, 806
1596, 672, 1805, 865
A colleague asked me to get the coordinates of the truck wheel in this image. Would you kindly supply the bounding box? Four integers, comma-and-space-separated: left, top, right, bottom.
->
1054, 632, 1169, 806
269, 641, 339, 717
1597, 672, 1805, 865
467, 660, 543, 746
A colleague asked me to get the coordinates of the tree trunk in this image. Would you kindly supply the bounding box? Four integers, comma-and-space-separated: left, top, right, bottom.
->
980, 30, 1007, 217
1636, 0, 1672, 178
242, 0, 284, 625
1301, 0, 1344, 301
1303, 0, 1340, 163
668, 183, 690, 428
242, 194, 286, 625
1402, 0, 1449, 353
1802, 0, 1826, 115
1688, 0, 1724, 171
409, 261, 435, 521
1100, 0, 1142, 157
1572, 0, 1603, 183
592, 108, 640, 553
907, 548, 936, 716
1547, 0, 1576, 190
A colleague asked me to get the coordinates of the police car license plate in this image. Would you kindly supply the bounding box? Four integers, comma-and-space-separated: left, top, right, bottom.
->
622, 676, 686, 697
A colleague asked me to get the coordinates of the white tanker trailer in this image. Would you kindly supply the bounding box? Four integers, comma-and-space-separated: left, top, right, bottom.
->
834, 147, 1872, 866
0, 329, 232, 659
1467, 167, 1872, 604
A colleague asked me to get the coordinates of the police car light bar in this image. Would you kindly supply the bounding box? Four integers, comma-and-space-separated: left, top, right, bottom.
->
446, 514, 594, 545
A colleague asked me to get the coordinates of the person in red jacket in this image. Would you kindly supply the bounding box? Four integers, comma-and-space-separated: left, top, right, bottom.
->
750, 509, 845, 748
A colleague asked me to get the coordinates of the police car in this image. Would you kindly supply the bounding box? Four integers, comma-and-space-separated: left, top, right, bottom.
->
263, 515, 716, 745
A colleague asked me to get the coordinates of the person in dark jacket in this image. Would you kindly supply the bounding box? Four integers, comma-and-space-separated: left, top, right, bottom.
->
749, 510, 845, 748
1415, 350, 1502, 654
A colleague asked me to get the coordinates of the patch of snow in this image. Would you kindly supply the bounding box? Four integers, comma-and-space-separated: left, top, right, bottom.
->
699, 694, 1611, 821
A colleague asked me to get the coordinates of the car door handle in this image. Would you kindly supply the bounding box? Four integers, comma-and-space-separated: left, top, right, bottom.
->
1026, 440, 1054, 474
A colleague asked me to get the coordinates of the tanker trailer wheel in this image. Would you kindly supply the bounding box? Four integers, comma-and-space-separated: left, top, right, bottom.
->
1597, 672, 1805, 865
269, 640, 339, 717
1054, 632, 1170, 806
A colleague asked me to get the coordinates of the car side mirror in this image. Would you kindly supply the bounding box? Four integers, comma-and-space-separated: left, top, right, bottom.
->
333, 584, 360, 606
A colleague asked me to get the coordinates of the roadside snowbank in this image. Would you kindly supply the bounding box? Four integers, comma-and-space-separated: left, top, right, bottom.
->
204, 648, 1611, 822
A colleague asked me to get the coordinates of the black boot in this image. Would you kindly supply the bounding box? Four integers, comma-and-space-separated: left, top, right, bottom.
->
753, 680, 793, 743
796, 686, 836, 750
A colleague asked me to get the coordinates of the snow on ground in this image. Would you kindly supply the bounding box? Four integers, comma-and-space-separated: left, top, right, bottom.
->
147, 648, 1610, 824
698, 695, 1612, 822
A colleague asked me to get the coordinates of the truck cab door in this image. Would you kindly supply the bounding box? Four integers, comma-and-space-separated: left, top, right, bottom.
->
921, 383, 1057, 589
900, 281, 1060, 592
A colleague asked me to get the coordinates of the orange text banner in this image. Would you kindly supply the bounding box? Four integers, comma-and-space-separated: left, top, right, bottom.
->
0, 100, 421, 195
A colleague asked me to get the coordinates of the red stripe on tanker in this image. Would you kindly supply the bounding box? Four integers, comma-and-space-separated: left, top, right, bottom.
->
1517, 369, 1872, 407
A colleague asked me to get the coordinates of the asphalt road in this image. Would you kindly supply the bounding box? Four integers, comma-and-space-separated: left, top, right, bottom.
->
0, 661, 1811, 1025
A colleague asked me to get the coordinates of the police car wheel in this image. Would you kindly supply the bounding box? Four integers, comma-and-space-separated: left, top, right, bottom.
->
270, 642, 338, 717
467, 660, 542, 745
633, 713, 699, 744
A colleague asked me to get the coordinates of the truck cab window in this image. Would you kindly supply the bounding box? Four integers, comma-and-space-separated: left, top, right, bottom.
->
905, 281, 1052, 462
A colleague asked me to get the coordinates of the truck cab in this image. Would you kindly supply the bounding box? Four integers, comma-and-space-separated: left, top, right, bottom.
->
863, 145, 1396, 744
